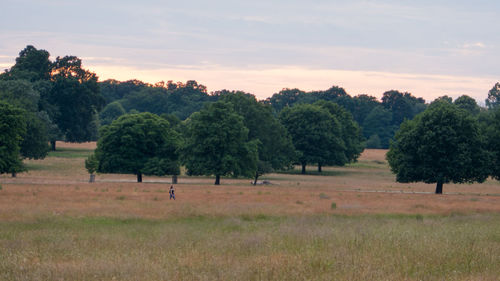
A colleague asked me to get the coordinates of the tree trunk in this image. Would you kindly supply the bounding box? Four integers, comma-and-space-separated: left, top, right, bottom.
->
435, 181, 443, 194
301, 163, 306, 174
318, 163, 322, 173
50, 140, 56, 151
137, 173, 142, 183
215, 175, 220, 185
89, 174, 95, 183
11, 172, 16, 178
253, 172, 259, 185
172, 175, 178, 184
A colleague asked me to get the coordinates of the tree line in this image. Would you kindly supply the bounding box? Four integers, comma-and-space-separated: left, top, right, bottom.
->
2, 45, 500, 190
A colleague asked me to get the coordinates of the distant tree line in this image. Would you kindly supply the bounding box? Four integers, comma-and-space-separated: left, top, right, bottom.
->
2, 45, 500, 190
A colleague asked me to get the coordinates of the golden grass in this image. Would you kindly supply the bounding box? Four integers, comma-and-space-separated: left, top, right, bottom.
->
1, 143, 500, 280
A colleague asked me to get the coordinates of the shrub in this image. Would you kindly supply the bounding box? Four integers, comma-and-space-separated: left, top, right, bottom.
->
331, 202, 337, 209
319, 193, 330, 199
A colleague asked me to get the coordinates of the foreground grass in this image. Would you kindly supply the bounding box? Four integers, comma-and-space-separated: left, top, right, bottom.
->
1, 213, 499, 281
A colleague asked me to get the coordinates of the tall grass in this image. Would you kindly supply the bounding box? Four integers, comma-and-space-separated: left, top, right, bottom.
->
0, 213, 499, 280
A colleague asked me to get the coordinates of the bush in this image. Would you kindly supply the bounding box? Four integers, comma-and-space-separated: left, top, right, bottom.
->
319, 193, 330, 199
331, 202, 337, 209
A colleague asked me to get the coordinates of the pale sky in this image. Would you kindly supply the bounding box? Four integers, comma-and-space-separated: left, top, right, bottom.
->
1, 0, 499, 102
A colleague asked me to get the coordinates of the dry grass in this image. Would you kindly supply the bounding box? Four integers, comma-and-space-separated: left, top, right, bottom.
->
1, 142, 500, 280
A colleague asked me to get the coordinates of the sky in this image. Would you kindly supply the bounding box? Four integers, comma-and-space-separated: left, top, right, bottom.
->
1, 0, 499, 102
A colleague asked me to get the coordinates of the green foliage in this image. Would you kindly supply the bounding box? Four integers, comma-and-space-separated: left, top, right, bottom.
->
99, 101, 126, 126
85, 154, 99, 174
362, 106, 396, 148
218, 91, 295, 181
484, 108, 500, 180
0, 101, 27, 174
387, 101, 490, 193
20, 113, 49, 159
454, 95, 480, 115
95, 112, 181, 181
331, 202, 337, 209
315, 100, 364, 163
49, 56, 104, 142
485, 82, 500, 110
0, 45, 51, 82
182, 101, 258, 184
280, 103, 344, 173
365, 134, 382, 149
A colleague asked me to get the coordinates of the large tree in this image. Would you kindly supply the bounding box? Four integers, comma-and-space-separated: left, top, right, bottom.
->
49, 56, 104, 143
387, 100, 490, 194
0, 101, 26, 175
218, 91, 295, 184
182, 101, 258, 185
0, 80, 49, 159
95, 112, 181, 182
315, 100, 364, 167
280, 103, 343, 174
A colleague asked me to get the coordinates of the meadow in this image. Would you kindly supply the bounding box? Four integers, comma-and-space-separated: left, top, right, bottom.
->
1, 142, 500, 280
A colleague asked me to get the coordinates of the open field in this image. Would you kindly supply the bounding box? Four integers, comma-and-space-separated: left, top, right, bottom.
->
1, 142, 500, 280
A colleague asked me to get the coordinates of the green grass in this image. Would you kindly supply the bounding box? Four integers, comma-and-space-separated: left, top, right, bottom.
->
47, 147, 94, 158
0, 214, 499, 280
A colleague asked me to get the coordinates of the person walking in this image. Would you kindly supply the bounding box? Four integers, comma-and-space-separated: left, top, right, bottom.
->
169, 185, 175, 200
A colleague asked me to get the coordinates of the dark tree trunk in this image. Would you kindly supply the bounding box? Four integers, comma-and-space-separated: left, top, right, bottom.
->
11, 172, 16, 178
172, 175, 178, 184
89, 174, 95, 183
318, 163, 322, 173
253, 172, 259, 185
137, 173, 142, 183
215, 175, 220, 185
435, 181, 443, 194
50, 140, 56, 151
301, 163, 306, 174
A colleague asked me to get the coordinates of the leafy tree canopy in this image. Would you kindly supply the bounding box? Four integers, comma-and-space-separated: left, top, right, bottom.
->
182, 101, 258, 185
387, 100, 490, 194
0, 101, 27, 174
218, 90, 295, 183
485, 82, 500, 110
280, 103, 343, 173
95, 112, 181, 182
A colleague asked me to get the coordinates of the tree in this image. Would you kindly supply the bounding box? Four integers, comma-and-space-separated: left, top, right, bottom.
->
484, 108, 500, 180
485, 82, 500, 110
99, 101, 126, 126
0, 45, 51, 82
218, 90, 295, 184
362, 106, 395, 148
95, 112, 181, 182
0, 101, 26, 175
48, 56, 105, 144
315, 100, 364, 165
280, 104, 343, 174
387, 101, 490, 194
454, 95, 480, 115
85, 154, 98, 183
0, 80, 49, 159
182, 101, 258, 185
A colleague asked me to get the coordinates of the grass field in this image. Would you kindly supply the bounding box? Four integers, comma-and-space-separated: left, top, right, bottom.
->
1, 142, 500, 280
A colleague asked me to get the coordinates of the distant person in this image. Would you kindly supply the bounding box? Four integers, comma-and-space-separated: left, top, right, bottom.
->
169, 185, 175, 200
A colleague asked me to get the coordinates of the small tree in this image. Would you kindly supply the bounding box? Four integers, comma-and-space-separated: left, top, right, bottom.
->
95, 112, 181, 182
387, 101, 490, 194
182, 101, 258, 185
85, 154, 98, 182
